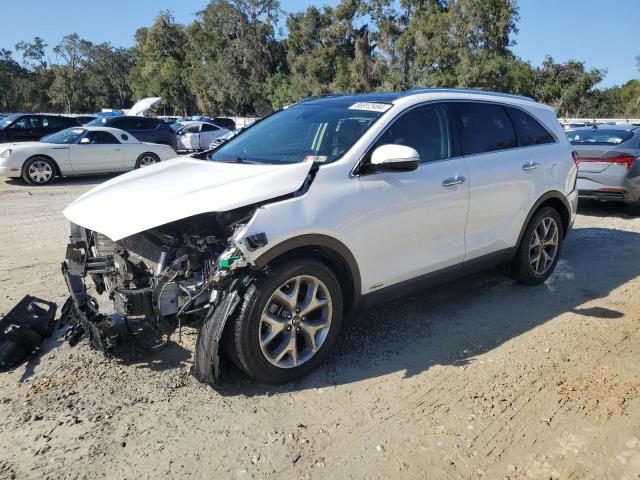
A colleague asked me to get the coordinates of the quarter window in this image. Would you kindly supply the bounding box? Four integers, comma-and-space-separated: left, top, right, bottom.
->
371, 103, 453, 163
455, 103, 517, 155
506, 107, 554, 146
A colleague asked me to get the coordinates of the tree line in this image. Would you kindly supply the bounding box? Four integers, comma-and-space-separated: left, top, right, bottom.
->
1, 0, 639, 118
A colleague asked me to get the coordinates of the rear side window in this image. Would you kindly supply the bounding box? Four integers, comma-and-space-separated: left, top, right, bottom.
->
565, 129, 634, 145
372, 103, 453, 162
506, 107, 554, 146
455, 103, 517, 155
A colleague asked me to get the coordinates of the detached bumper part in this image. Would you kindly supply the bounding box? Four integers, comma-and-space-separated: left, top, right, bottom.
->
0, 296, 57, 371
60, 254, 121, 355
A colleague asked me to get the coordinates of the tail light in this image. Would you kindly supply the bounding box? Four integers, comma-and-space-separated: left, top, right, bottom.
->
571, 151, 580, 166
578, 154, 636, 169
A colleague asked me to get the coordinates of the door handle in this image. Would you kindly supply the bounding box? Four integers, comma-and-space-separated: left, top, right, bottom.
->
522, 162, 539, 171
442, 176, 465, 187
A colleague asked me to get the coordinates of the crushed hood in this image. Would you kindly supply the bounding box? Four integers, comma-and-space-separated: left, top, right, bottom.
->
63, 157, 313, 240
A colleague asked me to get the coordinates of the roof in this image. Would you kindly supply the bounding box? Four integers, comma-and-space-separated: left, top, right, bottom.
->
299, 88, 535, 105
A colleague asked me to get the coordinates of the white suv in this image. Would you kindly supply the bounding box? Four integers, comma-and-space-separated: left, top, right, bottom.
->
61, 88, 579, 384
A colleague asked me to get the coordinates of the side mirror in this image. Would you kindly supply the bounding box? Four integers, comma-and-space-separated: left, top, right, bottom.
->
369, 144, 420, 172
79, 137, 91, 144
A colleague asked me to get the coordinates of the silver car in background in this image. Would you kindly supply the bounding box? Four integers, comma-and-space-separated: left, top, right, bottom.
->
566, 124, 640, 213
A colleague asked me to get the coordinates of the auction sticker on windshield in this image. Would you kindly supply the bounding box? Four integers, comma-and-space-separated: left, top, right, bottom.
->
348, 102, 392, 112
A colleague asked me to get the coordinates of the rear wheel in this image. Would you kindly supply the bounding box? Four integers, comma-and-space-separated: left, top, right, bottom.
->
511, 206, 564, 285
226, 259, 344, 383
135, 152, 160, 168
22, 156, 56, 185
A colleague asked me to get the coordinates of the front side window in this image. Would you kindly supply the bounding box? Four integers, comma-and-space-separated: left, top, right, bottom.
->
456, 102, 517, 155
371, 103, 453, 163
86, 131, 120, 144
506, 107, 554, 146
210, 101, 386, 165
201, 123, 218, 132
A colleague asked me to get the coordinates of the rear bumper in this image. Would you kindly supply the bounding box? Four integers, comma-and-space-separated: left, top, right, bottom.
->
578, 176, 640, 203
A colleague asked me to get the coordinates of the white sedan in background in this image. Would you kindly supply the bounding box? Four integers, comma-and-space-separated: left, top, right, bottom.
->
174, 121, 230, 151
0, 126, 177, 185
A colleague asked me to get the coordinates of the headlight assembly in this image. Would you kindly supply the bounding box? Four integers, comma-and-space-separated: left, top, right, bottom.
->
0, 148, 12, 159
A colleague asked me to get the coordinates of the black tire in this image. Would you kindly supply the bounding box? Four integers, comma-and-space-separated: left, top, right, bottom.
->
22, 156, 56, 185
626, 200, 640, 216
135, 152, 160, 168
226, 259, 344, 383
511, 206, 564, 285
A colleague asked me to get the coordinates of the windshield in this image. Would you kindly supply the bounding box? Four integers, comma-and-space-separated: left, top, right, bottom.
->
0, 114, 20, 129
87, 117, 108, 126
170, 122, 183, 131
41, 128, 85, 144
566, 128, 634, 145
209, 101, 389, 164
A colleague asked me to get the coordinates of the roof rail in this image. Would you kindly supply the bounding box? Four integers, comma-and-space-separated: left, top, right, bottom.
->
402, 87, 535, 102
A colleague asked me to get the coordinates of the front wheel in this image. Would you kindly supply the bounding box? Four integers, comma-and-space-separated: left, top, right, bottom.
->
22, 156, 56, 185
226, 259, 344, 383
135, 152, 160, 168
511, 206, 564, 285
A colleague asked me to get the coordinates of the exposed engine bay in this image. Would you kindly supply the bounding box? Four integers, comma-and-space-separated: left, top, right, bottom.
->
60, 207, 267, 383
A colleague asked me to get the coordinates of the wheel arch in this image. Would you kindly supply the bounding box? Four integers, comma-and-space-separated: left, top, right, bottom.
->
515, 190, 571, 252
252, 234, 362, 315
23, 154, 62, 177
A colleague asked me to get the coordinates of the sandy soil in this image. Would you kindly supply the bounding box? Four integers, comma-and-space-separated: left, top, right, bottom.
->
0, 176, 639, 480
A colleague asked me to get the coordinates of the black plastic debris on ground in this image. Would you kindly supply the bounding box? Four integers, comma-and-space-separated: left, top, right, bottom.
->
0, 295, 57, 372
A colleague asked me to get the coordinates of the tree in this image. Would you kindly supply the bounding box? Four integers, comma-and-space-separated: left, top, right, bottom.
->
131, 11, 192, 115
0, 49, 28, 111
532, 56, 605, 117
15, 37, 54, 111
83, 43, 134, 109
187, 0, 280, 115
49, 34, 89, 112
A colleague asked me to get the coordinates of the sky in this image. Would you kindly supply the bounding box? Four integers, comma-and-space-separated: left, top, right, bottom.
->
0, 0, 638, 88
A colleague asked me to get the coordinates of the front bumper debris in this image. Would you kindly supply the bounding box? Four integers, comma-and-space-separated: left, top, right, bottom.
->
0, 295, 57, 371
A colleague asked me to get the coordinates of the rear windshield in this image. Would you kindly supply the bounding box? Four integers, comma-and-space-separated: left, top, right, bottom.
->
565, 129, 634, 145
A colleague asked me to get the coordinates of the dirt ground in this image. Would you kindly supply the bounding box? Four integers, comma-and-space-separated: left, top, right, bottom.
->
0, 175, 639, 480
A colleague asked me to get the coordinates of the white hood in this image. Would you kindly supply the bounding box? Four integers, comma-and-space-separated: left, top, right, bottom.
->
63, 157, 313, 240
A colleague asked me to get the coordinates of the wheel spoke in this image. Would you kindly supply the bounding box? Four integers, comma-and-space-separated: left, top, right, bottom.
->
258, 274, 333, 369
299, 280, 328, 316
260, 312, 287, 346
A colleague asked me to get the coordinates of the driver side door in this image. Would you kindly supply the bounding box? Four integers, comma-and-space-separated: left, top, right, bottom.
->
69, 131, 125, 174
357, 102, 470, 291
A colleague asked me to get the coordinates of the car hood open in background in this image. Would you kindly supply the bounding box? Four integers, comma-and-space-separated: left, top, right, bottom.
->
63, 157, 313, 240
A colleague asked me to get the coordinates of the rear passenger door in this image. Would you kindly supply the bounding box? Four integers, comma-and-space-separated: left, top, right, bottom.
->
358, 102, 470, 289
454, 102, 554, 260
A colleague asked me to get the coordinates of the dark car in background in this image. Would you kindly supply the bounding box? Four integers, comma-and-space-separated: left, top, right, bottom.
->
88, 116, 177, 151
566, 124, 640, 212
212, 117, 236, 130
0, 114, 81, 143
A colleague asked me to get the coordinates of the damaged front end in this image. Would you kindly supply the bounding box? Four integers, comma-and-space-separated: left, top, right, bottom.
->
60, 208, 267, 382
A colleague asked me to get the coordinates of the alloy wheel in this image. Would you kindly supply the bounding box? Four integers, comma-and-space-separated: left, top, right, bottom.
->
28, 161, 53, 183
258, 275, 333, 369
139, 155, 158, 167
529, 216, 559, 275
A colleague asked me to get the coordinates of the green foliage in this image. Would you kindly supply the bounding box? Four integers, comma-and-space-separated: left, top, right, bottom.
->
0, 2, 637, 117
